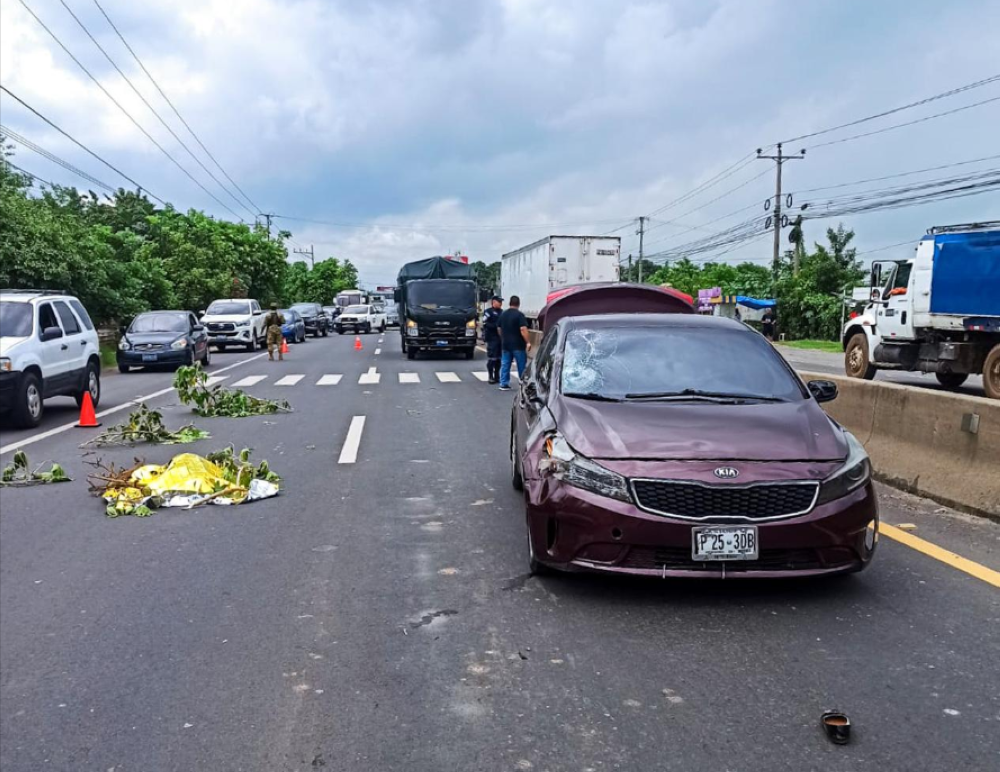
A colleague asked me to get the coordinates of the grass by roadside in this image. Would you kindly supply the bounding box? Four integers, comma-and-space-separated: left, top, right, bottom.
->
99, 343, 117, 369
778, 339, 842, 354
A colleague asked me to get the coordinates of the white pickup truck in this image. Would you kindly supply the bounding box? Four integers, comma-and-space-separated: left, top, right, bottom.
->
201, 298, 267, 352
842, 221, 999, 399
335, 304, 387, 335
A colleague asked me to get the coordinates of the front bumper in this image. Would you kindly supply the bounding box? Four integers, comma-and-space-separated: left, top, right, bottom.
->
117, 349, 191, 367
524, 477, 878, 578
0, 370, 22, 412
208, 329, 253, 345
405, 333, 475, 350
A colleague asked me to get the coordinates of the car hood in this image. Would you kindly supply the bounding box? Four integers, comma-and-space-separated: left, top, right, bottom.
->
202, 315, 252, 324
0, 336, 28, 355
123, 332, 186, 345
551, 397, 847, 462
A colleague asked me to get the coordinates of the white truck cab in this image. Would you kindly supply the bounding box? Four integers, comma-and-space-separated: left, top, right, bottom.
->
842, 222, 1000, 398
200, 298, 266, 352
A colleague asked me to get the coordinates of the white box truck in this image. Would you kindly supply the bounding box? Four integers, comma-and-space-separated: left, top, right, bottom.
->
842, 221, 1000, 399
501, 236, 621, 323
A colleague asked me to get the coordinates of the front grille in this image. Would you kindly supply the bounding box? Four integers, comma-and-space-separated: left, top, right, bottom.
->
133, 343, 165, 352
208, 323, 235, 332
620, 546, 826, 572
631, 479, 818, 521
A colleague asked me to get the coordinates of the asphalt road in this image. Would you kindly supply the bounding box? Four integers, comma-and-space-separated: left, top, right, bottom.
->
1, 331, 998, 771
777, 345, 988, 398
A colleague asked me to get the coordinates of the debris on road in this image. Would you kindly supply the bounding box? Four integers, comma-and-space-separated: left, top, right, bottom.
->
821, 710, 851, 745
174, 365, 290, 417
81, 403, 210, 447
0, 450, 71, 487
88, 447, 280, 517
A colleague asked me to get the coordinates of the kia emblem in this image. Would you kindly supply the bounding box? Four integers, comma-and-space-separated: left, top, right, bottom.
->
714, 466, 740, 480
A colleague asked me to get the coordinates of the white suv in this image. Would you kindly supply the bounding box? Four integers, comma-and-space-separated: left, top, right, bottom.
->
335, 304, 387, 334
0, 290, 102, 428
200, 298, 266, 351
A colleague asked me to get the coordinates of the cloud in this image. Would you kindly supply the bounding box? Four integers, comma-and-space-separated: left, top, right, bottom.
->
2, 0, 998, 286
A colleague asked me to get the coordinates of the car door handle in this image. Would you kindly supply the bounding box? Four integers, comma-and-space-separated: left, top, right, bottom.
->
80, 340, 87, 346
61, 344, 69, 350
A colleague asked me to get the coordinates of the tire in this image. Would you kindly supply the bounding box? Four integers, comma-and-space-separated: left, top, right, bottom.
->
406, 345, 416, 360
380, 322, 386, 333
75, 361, 101, 409
337, 328, 344, 335
118, 363, 130, 374
527, 525, 555, 576
13, 371, 44, 428
845, 333, 877, 380
365, 324, 372, 334
510, 426, 524, 492
935, 372, 968, 389
983, 343, 1000, 401
202, 346, 212, 367
246, 335, 258, 353
464, 348, 475, 360
217, 344, 227, 352
322, 326, 329, 337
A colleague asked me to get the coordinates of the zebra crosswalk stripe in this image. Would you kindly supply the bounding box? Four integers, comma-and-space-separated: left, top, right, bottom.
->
275, 374, 305, 386
399, 373, 420, 384
435, 372, 461, 383
359, 366, 380, 385
205, 376, 228, 386
316, 375, 343, 386
232, 375, 267, 387
472, 372, 489, 382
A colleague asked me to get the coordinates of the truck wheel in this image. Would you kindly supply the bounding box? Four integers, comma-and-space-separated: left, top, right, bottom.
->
14, 371, 44, 428
464, 348, 475, 360
935, 372, 968, 390
246, 336, 258, 352
983, 344, 1000, 400
845, 333, 876, 380
406, 345, 416, 360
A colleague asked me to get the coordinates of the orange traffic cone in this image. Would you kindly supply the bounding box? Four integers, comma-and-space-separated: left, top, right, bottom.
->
354, 336, 363, 351
76, 391, 101, 428
280, 338, 289, 355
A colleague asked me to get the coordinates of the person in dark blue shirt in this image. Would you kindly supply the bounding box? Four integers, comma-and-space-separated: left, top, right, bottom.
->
482, 296, 503, 384
498, 295, 531, 391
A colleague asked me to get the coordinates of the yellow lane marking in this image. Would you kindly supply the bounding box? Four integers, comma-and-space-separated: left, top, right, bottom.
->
881, 523, 1000, 588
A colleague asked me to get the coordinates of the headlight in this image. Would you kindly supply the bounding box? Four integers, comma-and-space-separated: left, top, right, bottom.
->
465, 319, 476, 336
816, 432, 871, 505
118, 339, 131, 351
170, 337, 189, 350
542, 433, 631, 503
406, 319, 418, 337
0, 357, 11, 372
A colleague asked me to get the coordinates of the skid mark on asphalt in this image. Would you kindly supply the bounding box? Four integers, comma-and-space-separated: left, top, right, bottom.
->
881, 522, 1000, 588
409, 609, 459, 629
337, 416, 366, 464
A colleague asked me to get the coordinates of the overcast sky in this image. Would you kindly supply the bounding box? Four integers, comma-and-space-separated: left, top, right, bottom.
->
2, 0, 998, 287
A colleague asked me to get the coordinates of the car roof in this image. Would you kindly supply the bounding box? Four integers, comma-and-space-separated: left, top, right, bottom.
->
559, 312, 748, 332
0, 290, 74, 301
135, 309, 189, 315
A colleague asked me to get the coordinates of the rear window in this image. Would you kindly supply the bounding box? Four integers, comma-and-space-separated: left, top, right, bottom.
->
0, 302, 33, 337
561, 325, 804, 402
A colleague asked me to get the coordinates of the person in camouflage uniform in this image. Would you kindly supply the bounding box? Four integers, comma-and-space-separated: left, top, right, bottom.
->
264, 303, 285, 361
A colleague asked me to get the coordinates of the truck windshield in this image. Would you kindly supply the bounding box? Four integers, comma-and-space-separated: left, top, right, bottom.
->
0, 302, 33, 337
206, 301, 250, 315
408, 281, 476, 311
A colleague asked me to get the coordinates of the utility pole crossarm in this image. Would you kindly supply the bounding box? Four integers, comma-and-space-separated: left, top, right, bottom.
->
293, 245, 316, 268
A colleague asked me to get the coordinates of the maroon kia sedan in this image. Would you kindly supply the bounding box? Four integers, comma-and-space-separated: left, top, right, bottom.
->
510, 311, 879, 579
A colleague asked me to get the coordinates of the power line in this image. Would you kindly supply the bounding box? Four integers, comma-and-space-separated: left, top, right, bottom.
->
90, 0, 262, 215
16, 0, 245, 221
0, 86, 166, 203
54, 0, 255, 219
643, 167, 771, 236
270, 213, 636, 232
644, 153, 760, 219
789, 153, 1000, 195
805, 95, 1000, 150
1, 124, 116, 193
781, 74, 1000, 144
3, 159, 56, 188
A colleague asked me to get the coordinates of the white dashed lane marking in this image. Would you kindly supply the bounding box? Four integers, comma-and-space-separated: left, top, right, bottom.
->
337, 416, 366, 464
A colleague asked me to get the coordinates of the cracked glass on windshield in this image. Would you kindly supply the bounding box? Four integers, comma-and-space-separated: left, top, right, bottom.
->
561, 325, 805, 401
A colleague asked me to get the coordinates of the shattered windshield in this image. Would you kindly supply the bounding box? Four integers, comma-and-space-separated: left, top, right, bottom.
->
560, 326, 805, 402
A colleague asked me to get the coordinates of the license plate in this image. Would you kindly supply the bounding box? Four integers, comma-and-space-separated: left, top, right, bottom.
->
142, 354, 158, 362
691, 526, 758, 561
435, 340, 448, 346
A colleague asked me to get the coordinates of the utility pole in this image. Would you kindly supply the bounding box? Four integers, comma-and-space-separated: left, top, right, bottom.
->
259, 213, 274, 240
293, 245, 315, 268
627, 253, 633, 282
757, 143, 805, 274
637, 216, 646, 283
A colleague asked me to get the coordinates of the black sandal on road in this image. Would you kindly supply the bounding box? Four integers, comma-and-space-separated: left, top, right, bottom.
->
821, 711, 851, 745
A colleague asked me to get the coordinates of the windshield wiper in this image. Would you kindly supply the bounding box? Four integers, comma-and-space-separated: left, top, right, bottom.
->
624, 389, 783, 403
563, 392, 623, 403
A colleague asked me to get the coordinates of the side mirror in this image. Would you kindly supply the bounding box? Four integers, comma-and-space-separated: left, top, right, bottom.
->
393, 289, 402, 303
192, 324, 205, 332
198, 310, 206, 317
807, 379, 838, 403
253, 309, 263, 316
524, 380, 545, 405
118, 324, 127, 336
40, 326, 64, 342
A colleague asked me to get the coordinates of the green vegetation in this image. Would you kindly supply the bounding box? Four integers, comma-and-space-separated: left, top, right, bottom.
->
174, 364, 290, 417
99, 343, 117, 369
82, 403, 211, 447
282, 258, 358, 306
778, 339, 844, 353
1, 451, 71, 486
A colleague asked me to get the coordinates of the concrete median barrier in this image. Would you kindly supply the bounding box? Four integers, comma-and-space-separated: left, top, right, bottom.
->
800, 371, 1000, 518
